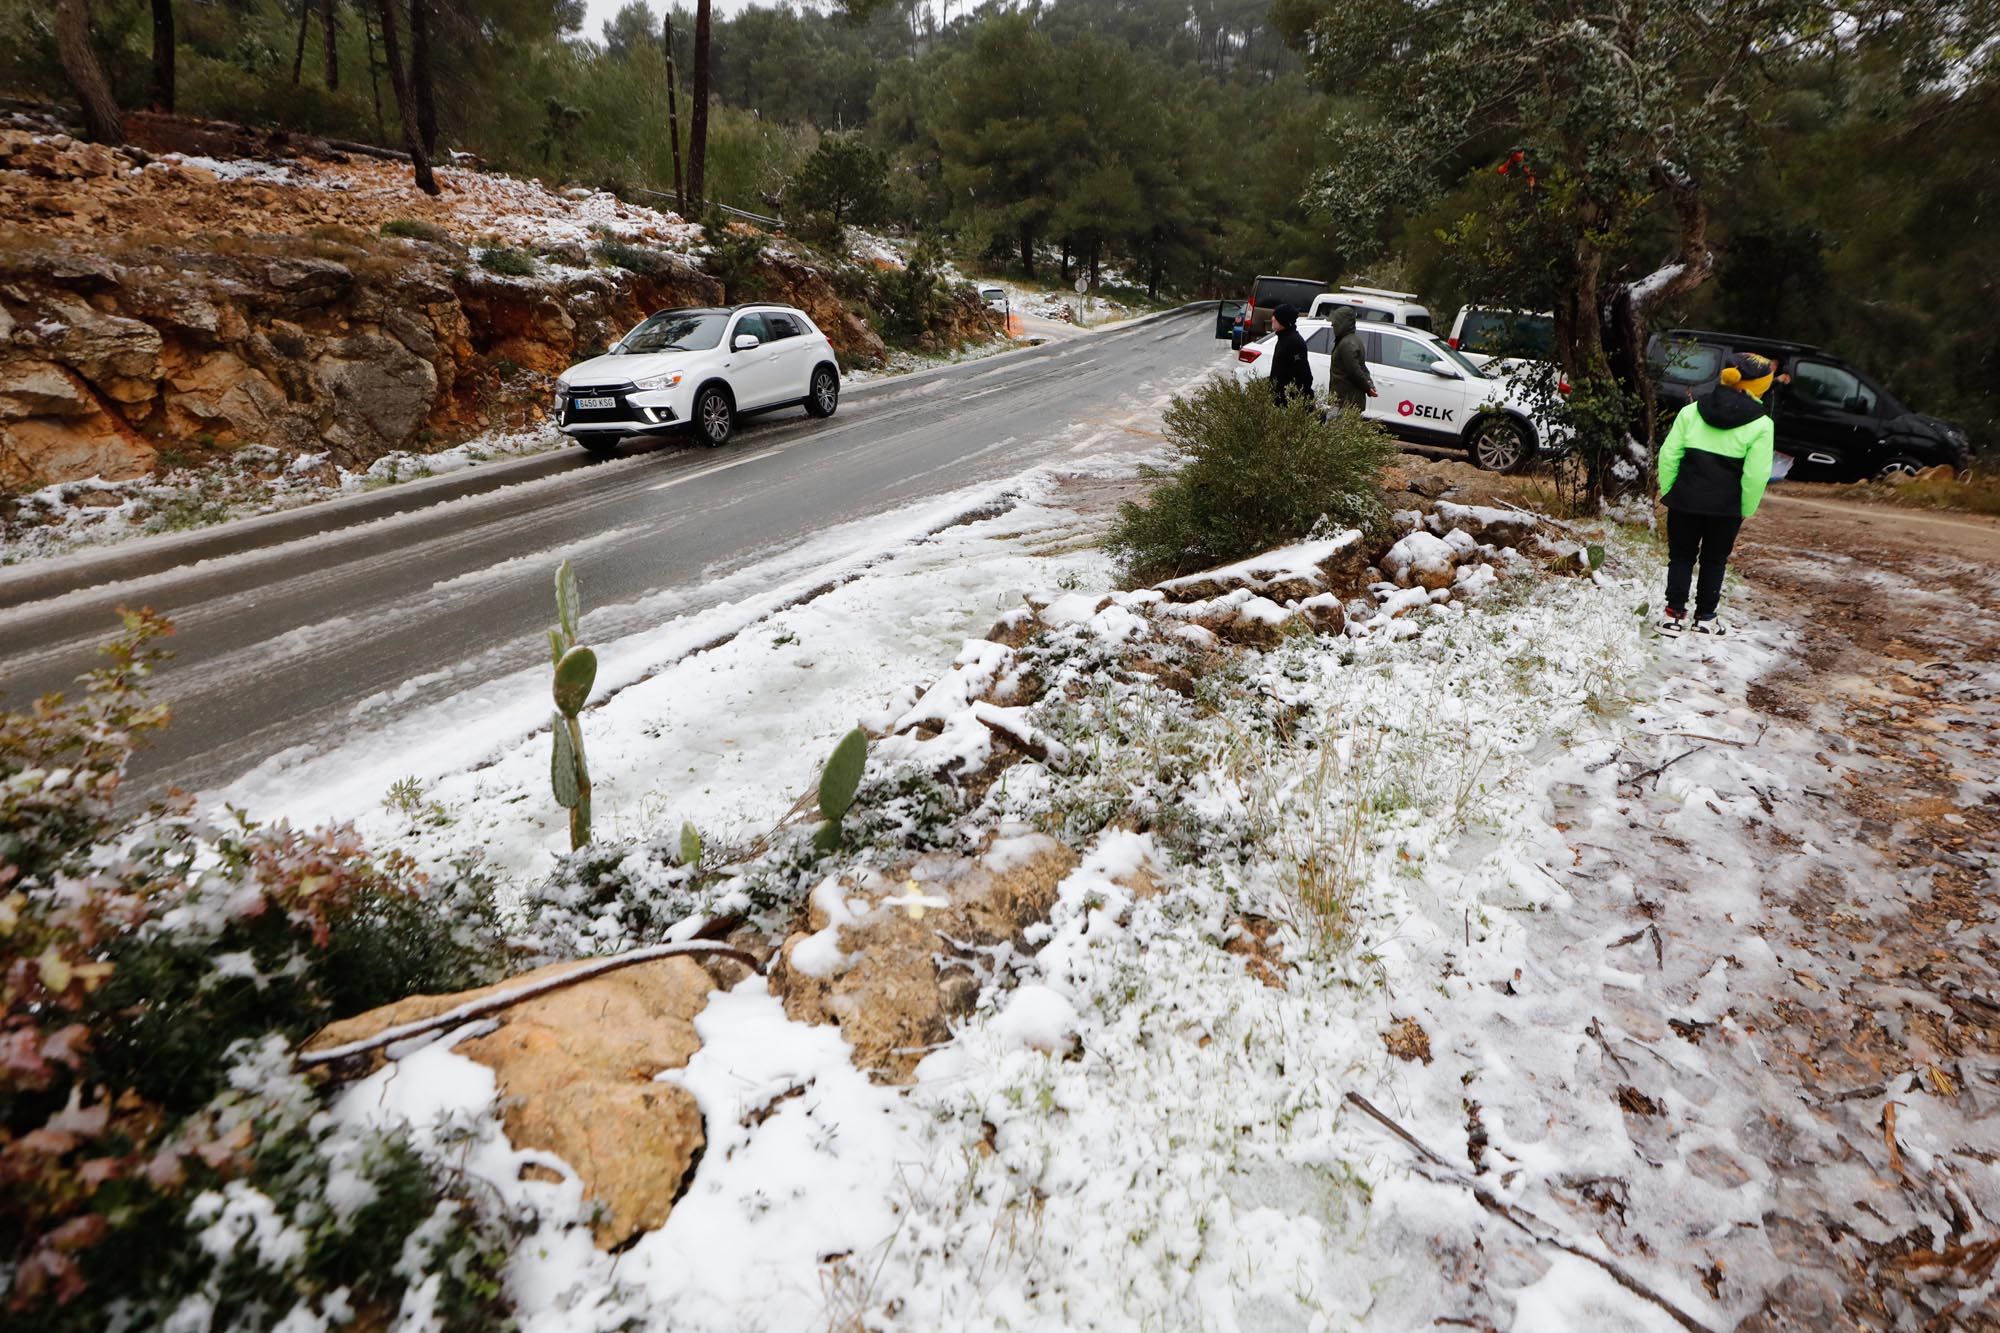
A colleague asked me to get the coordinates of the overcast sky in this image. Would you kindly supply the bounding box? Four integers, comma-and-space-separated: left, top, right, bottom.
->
579, 0, 811, 45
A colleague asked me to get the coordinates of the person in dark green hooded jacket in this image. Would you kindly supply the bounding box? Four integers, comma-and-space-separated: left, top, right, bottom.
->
1324, 307, 1377, 414
1656, 351, 1777, 636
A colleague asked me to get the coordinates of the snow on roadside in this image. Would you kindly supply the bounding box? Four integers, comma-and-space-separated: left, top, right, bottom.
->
216, 465, 1131, 897
1, 426, 560, 567
308, 487, 1761, 1327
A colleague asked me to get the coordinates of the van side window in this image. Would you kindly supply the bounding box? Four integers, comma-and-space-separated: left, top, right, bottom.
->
765, 314, 801, 340
1362, 331, 1385, 364
1305, 328, 1333, 355
1792, 360, 1874, 415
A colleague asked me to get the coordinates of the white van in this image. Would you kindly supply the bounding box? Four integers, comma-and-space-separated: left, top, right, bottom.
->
1307, 286, 1434, 331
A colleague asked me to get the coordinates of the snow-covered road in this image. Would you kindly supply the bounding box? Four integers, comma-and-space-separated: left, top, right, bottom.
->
0, 311, 1220, 806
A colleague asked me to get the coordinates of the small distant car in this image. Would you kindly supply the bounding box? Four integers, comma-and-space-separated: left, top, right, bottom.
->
1647, 328, 1971, 481
1307, 286, 1435, 331
1234, 318, 1564, 471
979, 284, 1010, 317
554, 304, 841, 451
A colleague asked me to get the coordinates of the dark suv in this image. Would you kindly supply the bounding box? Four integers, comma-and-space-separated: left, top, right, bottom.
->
1647, 329, 1971, 481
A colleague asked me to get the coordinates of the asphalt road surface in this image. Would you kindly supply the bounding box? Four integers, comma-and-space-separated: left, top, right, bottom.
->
1, 310, 1221, 805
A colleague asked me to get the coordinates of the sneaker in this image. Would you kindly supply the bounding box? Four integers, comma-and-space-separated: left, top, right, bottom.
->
1692, 617, 1727, 636
1659, 609, 1687, 635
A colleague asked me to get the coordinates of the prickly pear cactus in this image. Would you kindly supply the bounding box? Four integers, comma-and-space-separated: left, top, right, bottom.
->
813, 728, 868, 852
679, 821, 702, 868
548, 560, 594, 849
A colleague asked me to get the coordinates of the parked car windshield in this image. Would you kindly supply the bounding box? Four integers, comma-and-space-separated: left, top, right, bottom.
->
617, 311, 727, 354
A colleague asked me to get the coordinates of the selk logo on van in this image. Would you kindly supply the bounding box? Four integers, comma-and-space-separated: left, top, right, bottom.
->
1397, 400, 1454, 422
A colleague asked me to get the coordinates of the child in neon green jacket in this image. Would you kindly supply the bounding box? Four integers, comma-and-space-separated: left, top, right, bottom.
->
1657, 352, 1777, 636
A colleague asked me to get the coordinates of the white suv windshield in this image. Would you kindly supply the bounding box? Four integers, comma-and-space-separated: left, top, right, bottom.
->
618, 311, 727, 354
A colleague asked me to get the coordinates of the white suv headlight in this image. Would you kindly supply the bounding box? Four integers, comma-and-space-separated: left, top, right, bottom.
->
633, 371, 684, 391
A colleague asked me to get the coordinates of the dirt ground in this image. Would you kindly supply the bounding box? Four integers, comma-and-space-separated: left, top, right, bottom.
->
1717, 496, 2000, 1326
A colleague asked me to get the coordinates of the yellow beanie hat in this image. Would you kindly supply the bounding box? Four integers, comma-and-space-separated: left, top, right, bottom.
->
1719, 352, 1776, 400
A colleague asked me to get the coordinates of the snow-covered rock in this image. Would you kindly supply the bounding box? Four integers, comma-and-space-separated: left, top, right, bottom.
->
1382, 530, 1458, 590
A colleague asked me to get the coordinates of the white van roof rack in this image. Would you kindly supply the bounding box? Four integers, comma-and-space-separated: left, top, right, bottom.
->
1339, 285, 1421, 302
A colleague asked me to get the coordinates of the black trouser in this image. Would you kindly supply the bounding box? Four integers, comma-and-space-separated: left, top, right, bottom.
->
1665, 509, 1743, 619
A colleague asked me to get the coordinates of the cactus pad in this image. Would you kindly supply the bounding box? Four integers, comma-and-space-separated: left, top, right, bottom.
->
818, 728, 867, 823
551, 713, 581, 808
553, 645, 598, 716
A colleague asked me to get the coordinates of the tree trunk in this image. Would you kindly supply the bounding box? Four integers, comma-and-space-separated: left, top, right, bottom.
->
363, 8, 385, 138
409, 0, 437, 156
1059, 241, 1071, 284
54, 0, 123, 145
1019, 221, 1035, 278
292, 0, 311, 83
687, 0, 711, 210
1607, 164, 1716, 448
363, 9, 385, 139
374, 0, 438, 194
150, 0, 174, 111
320, 0, 338, 89
663, 11, 685, 212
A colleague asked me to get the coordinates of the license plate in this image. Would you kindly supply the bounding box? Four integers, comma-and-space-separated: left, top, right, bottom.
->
573, 396, 615, 410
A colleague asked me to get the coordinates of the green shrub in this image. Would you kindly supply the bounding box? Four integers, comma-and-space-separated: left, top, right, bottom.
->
699, 215, 770, 301
592, 238, 681, 276
478, 247, 537, 277
382, 218, 454, 244
872, 235, 950, 347
1106, 377, 1395, 584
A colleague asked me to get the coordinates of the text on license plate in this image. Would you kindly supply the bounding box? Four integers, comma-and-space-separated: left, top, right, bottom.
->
574, 396, 615, 410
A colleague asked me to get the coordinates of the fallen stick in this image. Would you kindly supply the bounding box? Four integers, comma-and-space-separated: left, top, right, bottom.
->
1621, 746, 1704, 789
298, 940, 763, 1067
1343, 1091, 1716, 1332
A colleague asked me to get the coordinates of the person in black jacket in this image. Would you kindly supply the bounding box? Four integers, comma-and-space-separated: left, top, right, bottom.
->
1267, 303, 1313, 406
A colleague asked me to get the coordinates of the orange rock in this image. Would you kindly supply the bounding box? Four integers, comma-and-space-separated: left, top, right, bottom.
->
308, 955, 715, 1249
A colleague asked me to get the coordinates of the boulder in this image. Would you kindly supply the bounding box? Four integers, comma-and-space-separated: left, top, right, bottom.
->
0, 357, 95, 419
314, 333, 438, 457
163, 351, 287, 442
36, 297, 164, 399
1381, 531, 1457, 590
260, 257, 353, 310
0, 412, 156, 491
307, 955, 715, 1250
773, 836, 1078, 1082
1428, 501, 1540, 548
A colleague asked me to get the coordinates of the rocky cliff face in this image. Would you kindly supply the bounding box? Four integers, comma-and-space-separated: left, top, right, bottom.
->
0, 235, 711, 490
0, 123, 894, 492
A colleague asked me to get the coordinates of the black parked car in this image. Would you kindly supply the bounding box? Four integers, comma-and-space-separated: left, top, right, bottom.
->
1648, 329, 1971, 481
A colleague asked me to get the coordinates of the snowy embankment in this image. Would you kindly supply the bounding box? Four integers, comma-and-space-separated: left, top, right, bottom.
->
296, 442, 1829, 1329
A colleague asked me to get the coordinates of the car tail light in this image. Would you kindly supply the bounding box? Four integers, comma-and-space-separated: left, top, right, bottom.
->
1558, 379, 1573, 395
1238, 348, 1262, 363
1448, 337, 1460, 349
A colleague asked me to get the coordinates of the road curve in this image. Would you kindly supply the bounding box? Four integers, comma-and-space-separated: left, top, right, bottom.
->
1, 310, 1222, 804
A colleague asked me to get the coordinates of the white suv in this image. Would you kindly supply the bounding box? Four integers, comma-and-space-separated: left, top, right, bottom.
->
1234, 319, 1565, 471
554, 304, 842, 450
